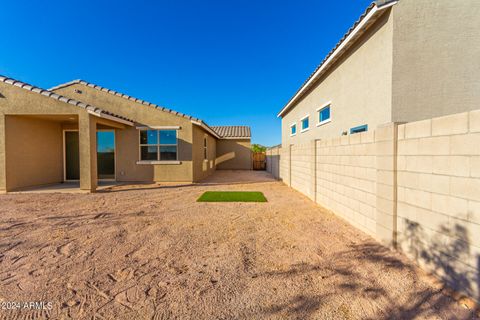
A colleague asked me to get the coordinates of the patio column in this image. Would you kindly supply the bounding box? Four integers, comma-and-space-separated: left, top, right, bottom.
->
79, 113, 97, 192
0, 114, 6, 191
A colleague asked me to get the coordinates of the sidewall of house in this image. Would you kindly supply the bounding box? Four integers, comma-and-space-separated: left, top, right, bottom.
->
4, 116, 63, 190
216, 139, 252, 170
0, 82, 84, 191
53, 84, 195, 182
281, 9, 393, 148
391, 0, 480, 122
192, 125, 217, 182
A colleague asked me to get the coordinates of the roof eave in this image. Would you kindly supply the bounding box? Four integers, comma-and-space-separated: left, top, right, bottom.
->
277, 1, 398, 118
86, 109, 134, 126
191, 120, 222, 139
219, 136, 251, 140
0, 75, 135, 125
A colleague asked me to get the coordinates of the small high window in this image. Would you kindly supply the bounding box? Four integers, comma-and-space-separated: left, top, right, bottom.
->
318, 105, 331, 124
290, 124, 297, 136
350, 124, 368, 134
139, 129, 177, 161
301, 116, 309, 132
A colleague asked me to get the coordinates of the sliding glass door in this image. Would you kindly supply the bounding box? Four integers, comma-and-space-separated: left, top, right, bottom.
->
97, 130, 115, 180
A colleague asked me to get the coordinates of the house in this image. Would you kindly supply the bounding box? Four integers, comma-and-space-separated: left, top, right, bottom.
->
278, 0, 480, 145
0, 76, 251, 192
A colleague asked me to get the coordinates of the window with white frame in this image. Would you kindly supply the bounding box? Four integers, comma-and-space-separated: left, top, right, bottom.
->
139, 129, 177, 161
350, 124, 368, 134
290, 123, 297, 136
317, 104, 331, 125
301, 116, 309, 132
204, 137, 208, 160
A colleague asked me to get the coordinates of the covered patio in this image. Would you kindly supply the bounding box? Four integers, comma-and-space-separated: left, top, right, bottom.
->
0, 76, 134, 193
2, 114, 131, 193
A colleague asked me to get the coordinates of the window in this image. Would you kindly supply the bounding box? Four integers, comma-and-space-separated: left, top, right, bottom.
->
290, 124, 297, 136
317, 104, 331, 125
301, 116, 309, 132
139, 129, 177, 161
204, 137, 208, 160
350, 124, 368, 134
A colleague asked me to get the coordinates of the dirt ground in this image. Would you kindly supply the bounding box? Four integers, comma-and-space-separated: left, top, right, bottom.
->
0, 171, 477, 319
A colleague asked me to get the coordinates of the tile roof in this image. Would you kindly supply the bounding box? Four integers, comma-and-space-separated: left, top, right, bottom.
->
211, 126, 251, 138
277, 0, 398, 117
50, 80, 203, 122
50, 80, 252, 139
49, 79, 229, 138
0, 75, 134, 125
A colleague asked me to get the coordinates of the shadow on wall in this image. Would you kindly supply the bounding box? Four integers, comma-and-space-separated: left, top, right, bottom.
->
216, 140, 252, 170
402, 220, 480, 303
266, 154, 280, 178
216, 152, 236, 165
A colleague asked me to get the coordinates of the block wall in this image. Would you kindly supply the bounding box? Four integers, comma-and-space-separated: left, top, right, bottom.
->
267, 109, 480, 300
396, 111, 480, 298
316, 132, 378, 236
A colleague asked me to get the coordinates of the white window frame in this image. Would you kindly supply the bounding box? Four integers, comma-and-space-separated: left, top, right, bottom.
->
316, 101, 332, 127
290, 123, 297, 136
137, 128, 180, 164
300, 114, 310, 133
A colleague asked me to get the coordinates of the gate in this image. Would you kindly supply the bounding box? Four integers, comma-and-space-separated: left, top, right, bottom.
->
252, 152, 266, 170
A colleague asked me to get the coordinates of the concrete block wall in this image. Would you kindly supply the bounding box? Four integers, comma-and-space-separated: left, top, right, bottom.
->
396, 111, 480, 299
266, 147, 281, 179
267, 109, 480, 300
279, 146, 290, 185
290, 143, 315, 200
316, 132, 378, 237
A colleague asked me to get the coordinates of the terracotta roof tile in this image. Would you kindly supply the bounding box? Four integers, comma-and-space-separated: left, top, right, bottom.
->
211, 126, 251, 138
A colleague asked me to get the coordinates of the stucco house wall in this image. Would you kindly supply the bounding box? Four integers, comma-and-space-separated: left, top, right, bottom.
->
391, 0, 480, 123
53, 83, 195, 182
192, 124, 217, 181
0, 81, 112, 192
281, 8, 393, 147
215, 139, 252, 170
5, 116, 63, 190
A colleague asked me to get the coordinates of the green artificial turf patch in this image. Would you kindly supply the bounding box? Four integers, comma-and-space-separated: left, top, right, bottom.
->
197, 191, 267, 202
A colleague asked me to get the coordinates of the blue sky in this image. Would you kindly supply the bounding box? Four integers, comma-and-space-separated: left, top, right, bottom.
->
0, 0, 371, 146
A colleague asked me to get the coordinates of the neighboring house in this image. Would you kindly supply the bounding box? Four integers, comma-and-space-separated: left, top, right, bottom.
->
0, 76, 251, 192
278, 0, 480, 145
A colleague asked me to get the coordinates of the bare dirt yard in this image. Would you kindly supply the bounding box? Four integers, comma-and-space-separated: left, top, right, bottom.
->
0, 171, 477, 319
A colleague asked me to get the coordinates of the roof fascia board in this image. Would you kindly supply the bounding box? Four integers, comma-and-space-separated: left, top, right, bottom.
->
277, 1, 397, 118
191, 120, 221, 139
87, 109, 134, 126
219, 137, 251, 140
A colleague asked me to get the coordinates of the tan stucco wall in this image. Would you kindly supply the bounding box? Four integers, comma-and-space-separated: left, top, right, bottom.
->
281, 9, 393, 147
4, 116, 63, 191
391, 0, 480, 123
216, 139, 252, 170
0, 82, 101, 191
192, 125, 217, 181
53, 84, 195, 182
